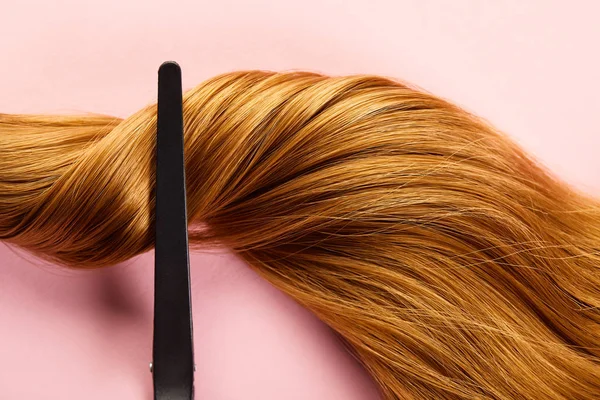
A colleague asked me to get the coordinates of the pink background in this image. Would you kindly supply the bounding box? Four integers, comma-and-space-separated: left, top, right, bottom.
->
1, 1, 599, 399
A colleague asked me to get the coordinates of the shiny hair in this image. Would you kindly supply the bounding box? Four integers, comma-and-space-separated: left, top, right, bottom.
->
1, 71, 599, 399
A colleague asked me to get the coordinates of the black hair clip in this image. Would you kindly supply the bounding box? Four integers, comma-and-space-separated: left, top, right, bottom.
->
151, 61, 195, 400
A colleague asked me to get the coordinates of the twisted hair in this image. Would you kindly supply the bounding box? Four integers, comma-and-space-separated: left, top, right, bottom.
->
1, 71, 599, 399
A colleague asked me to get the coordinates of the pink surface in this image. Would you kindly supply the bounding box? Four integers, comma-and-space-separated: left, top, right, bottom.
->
1, 1, 599, 399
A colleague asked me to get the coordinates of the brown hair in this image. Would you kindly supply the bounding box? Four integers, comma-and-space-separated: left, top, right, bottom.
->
1, 71, 599, 399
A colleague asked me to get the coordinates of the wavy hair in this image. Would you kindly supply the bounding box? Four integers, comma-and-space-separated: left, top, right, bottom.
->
1, 71, 599, 399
